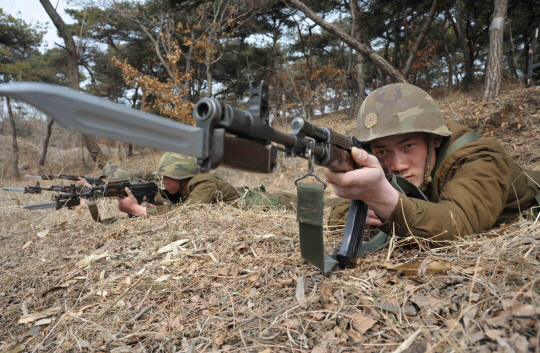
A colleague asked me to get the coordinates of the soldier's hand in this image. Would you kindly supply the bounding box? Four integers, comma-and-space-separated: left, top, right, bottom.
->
366, 208, 382, 226
323, 147, 399, 220
76, 177, 92, 188
117, 187, 147, 216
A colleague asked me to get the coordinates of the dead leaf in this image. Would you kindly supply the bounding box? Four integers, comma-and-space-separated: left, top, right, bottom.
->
510, 304, 540, 318
348, 329, 363, 343
320, 282, 332, 300
21, 301, 29, 316
445, 319, 458, 329
21, 241, 33, 250
410, 295, 430, 309
282, 318, 300, 330
33, 318, 52, 326
155, 275, 170, 282
351, 313, 376, 334
19, 306, 62, 324
427, 294, 444, 308
212, 334, 225, 346
408, 341, 428, 353
36, 229, 49, 239
485, 329, 506, 340
295, 277, 305, 302
77, 252, 109, 269
375, 301, 416, 316
278, 278, 294, 286
384, 261, 451, 275
305, 313, 325, 321
157, 239, 189, 254
508, 333, 529, 353
486, 309, 511, 328
311, 346, 328, 353
469, 331, 485, 344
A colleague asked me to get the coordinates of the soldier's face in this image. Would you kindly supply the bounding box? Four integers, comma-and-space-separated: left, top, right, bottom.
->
162, 176, 181, 194
370, 132, 441, 187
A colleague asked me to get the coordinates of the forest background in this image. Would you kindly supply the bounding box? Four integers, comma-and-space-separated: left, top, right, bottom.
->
0, 0, 539, 177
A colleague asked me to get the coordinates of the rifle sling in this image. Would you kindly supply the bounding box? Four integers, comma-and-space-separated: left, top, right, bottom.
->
296, 182, 338, 272
88, 203, 116, 225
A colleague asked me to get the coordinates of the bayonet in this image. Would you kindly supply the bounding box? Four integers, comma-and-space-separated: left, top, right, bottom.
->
21, 202, 57, 210
0, 188, 25, 193
0, 83, 206, 158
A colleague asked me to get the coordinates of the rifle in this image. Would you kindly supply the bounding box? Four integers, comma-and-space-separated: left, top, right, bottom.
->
0, 81, 369, 272
25, 174, 103, 186
1, 182, 85, 194
21, 181, 159, 210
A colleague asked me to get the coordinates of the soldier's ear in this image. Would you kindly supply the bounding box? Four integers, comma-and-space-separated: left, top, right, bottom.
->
433, 136, 444, 148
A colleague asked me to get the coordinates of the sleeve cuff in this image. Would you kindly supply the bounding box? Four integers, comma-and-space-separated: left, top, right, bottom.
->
378, 194, 418, 236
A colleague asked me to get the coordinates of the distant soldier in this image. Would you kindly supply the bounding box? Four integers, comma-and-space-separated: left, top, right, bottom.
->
76, 164, 151, 188
117, 152, 297, 216
325, 83, 540, 246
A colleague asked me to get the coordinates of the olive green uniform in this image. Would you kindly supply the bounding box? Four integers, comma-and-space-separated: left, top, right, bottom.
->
329, 120, 540, 241
147, 173, 296, 215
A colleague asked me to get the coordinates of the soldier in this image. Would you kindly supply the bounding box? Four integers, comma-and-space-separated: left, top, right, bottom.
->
325, 83, 540, 245
76, 164, 151, 188
117, 152, 297, 216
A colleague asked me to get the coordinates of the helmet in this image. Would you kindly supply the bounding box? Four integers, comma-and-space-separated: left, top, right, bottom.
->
99, 164, 114, 178
154, 152, 197, 180
356, 83, 451, 142
100, 164, 134, 182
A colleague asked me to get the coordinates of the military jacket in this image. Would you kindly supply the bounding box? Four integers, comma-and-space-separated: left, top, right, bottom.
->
146, 174, 239, 215
329, 121, 540, 241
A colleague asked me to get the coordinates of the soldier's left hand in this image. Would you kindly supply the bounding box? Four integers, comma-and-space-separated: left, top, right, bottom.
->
76, 177, 92, 188
117, 187, 146, 216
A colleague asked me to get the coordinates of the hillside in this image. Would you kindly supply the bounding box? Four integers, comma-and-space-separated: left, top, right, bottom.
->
0, 85, 539, 353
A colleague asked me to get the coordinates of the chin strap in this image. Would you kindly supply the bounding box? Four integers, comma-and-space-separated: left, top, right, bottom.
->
420, 136, 436, 191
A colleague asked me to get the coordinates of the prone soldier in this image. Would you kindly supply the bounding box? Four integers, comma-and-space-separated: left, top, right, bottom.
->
325, 83, 540, 246
117, 152, 297, 216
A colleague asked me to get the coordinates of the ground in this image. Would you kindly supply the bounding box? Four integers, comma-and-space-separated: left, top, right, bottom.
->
0, 85, 539, 352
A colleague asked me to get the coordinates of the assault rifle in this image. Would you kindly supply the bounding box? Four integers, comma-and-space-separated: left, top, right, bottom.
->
25, 174, 103, 186
21, 181, 159, 210
0, 182, 84, 194
0, 81, 368, 272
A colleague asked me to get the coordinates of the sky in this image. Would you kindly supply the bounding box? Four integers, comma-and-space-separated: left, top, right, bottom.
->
1, 0, 77, 51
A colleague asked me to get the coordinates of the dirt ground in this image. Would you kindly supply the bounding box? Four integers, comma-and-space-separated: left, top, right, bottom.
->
0, 85, 539, 352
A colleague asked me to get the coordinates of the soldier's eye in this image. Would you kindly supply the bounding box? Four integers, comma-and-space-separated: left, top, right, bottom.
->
375, 150, 388, 156
404, 143, 415, 149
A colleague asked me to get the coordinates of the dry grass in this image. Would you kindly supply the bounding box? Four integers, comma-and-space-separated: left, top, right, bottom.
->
0, 86, 539, 352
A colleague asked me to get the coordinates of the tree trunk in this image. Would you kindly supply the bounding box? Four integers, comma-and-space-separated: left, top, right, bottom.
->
40, 0, 105, 168
403, 0, 440, 78
285, 0, 405, 83
482, 0, 508, 101
507, 20, 520, 81
446, 3, 474, 89
527, 28, 538, 87
392, 3, 401, 69
6, 97, 20, 180
39, 117, 54, 168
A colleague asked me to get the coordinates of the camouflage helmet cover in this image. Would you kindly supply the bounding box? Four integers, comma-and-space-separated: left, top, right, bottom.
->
154, 152, 198, 180
356, 83, 451, 142
99, 164, 114, 178
101, 164, 134, 182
